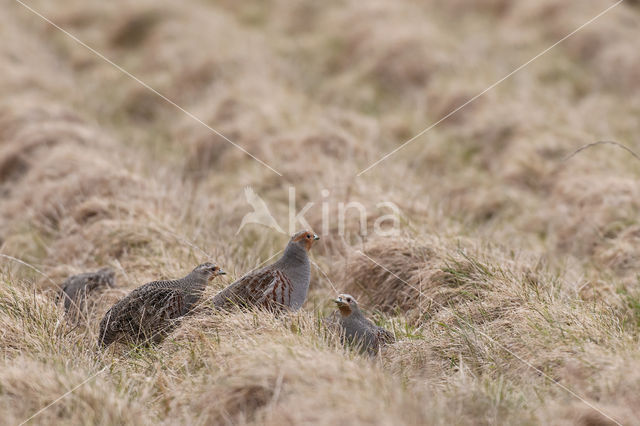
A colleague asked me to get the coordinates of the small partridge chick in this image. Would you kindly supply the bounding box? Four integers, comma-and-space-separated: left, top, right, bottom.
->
58, 267, 115, 320
212, 230, 319, 311
332, 294, 395, 355
98, 263, 225, 348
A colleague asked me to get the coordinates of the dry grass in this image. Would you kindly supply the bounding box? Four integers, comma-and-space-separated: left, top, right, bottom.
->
2, 0, 640, 424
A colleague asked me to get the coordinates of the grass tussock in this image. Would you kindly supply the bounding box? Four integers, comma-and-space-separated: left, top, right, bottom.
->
2, 0, 640, 424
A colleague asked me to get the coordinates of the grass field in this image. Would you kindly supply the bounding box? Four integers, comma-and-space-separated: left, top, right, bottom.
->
1, 0, 640, 424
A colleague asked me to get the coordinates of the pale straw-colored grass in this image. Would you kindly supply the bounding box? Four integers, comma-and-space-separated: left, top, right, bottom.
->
2, 0, 640, 424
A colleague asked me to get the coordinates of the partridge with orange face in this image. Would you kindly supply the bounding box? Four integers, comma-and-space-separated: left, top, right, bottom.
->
212, 230, 319, 311
331, 293, 395, 355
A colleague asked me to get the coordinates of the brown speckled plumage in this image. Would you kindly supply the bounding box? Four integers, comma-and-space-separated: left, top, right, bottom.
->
212, 230, 319, 311
98, 263, 224, 348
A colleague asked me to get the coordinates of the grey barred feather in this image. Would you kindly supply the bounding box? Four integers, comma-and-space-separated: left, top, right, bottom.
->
213, 268, 293, 310
375, 326, 396, 346
98, 262, 222, 348
212, 231, 318, 311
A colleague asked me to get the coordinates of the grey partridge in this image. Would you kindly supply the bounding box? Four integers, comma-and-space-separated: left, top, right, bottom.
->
212, 230, 319, 311
98, 262, 225, 348
57, 267, 115, 320
330, 293, 395, 355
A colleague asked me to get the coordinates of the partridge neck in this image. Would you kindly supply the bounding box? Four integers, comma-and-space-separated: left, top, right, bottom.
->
183, 273, 208, 307
338, 305, 352, 317
274, 242, 311, 309
279, 242, 309, 265
348, 306, 365, 320
185, 272, 208, 291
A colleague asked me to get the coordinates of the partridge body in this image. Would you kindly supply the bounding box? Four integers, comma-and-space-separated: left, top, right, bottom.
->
58, 267, 115, 319
331, 294, 394, 355
212, 230, 319, 311
98, 263, 224, 348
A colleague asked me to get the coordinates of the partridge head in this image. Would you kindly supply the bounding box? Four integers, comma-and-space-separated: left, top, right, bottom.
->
190, 262, 226, 281
334, 293, 360, 317
332, 293, 395, 355
289, 230, 320, 252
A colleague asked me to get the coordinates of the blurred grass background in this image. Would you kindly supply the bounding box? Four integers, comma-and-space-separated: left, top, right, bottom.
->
1, 0, 640, 424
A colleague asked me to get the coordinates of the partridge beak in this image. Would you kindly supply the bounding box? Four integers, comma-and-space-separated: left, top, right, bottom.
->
334, 297, 346, 306
218, 269, 226, 275
313, 234, 320, 241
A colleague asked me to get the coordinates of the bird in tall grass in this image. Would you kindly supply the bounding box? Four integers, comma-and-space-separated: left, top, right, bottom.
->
98, 262, 225, 348
330, 293, 395, 355
212, 230, 319, 311
58, 267, 115, 321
